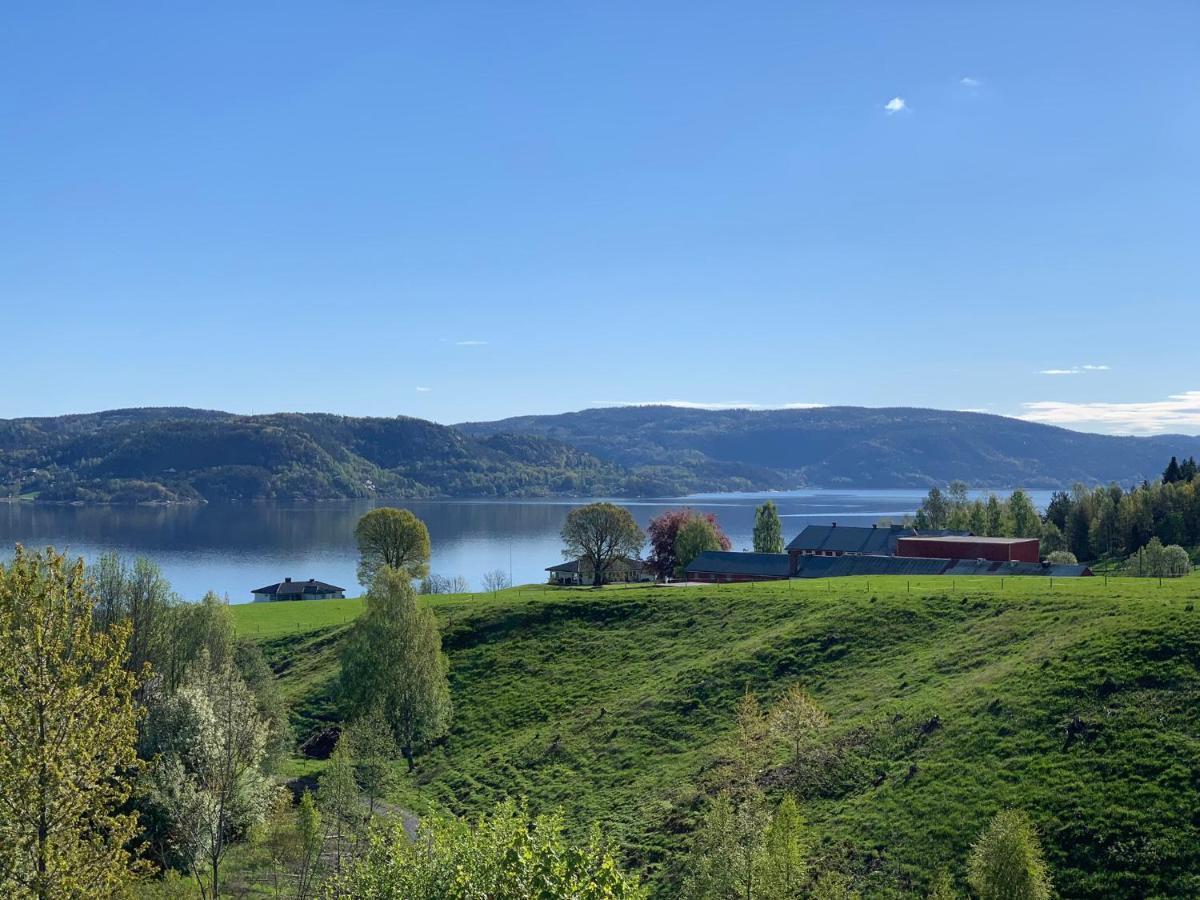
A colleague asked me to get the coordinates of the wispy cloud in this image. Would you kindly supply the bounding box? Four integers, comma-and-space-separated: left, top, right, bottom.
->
884, 96, 908, 114
960, 76, 981, 88
1037, 364, 1111, 376
1019, 391, 1200, 435
589, 400, 825, 411
455, 340, 488, 346
415, 386, 432, 392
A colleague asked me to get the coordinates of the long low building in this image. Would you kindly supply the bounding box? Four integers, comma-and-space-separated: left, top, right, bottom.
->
683, 550, 1091, 582
896, 535, 1041, 564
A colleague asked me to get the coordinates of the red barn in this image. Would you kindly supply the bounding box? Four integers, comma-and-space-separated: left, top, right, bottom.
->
896, 535, 1040, 564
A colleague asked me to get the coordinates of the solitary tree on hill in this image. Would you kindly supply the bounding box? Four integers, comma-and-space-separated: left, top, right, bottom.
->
561, 503, 644, 587
354, 507, 432, 586
967, 809, 1052, 900
752, 501, 784, 554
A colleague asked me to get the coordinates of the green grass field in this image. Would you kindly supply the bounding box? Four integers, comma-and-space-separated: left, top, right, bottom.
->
233, 575, 1200, 898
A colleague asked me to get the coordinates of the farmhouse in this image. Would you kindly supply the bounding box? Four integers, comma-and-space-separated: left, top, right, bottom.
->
546, 557, 654, 586
251, 577, 346, 602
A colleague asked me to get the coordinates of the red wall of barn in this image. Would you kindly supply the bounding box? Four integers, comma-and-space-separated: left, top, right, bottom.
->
896, 538, 1040, 563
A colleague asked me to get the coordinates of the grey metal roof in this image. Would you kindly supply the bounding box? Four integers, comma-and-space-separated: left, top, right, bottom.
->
545, 557, 649, 573
684, 551, 791, 578
252, 578, 345, 597
792, 554, 949, 578
786, 524, 916, 555
943, 559, 1092, 577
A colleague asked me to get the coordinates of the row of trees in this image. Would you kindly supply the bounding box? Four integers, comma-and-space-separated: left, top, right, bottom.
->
560, 500, 787, 586
916, 457, 1200, 568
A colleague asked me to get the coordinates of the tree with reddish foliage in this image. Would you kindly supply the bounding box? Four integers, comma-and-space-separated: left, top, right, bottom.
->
646, 508, 731, 580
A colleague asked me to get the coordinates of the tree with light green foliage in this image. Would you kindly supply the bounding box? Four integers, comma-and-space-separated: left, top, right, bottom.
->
354, 507, 432, 585
753, 501, 785, 554
140, 650, 274, 900
927, 869, 958, 899
811, 870, 861, 899
674, 516, 724, 579
318, 738, 362, 874
769, 684, 829, 771
1044, 550, 1078, 565
682, 790, 768, 900
324, 798, 645, 898
967, 809, 1052, 900
757, 796, 808, 898
339, 568, 451, 771
341, 707, 398, 819
0, 547, 147, 899
1006, 490, 1041, 539
561, 502, 645, 587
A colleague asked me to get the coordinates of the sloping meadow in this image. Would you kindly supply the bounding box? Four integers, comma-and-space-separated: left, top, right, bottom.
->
234, 577, 1200, 897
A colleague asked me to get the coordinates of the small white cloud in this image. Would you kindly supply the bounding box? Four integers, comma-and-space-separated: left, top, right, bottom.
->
1019, 391, 1200, 435
415, 386, 432, 392
884, 96, 908, 114
455, 340, 488, 346
1081, 364, 1110, 371
1039, 369, 1079, 376
960, 76, 981, 88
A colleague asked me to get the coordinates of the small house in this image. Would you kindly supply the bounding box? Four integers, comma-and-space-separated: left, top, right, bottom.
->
251, 577, 346, 602
546, 557, 653, 586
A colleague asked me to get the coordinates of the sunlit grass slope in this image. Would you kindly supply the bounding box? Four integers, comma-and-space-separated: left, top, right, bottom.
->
232, 576, 1200, 898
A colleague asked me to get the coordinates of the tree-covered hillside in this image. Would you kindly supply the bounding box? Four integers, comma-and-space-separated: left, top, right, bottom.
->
459, 406, 1200, 490
0, 409, 647, 503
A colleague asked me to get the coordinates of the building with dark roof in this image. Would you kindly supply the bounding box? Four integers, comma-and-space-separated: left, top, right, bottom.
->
546, 557, 654, 586
683, 551, 792, 582
786, 523, 915, 558
251, 577, 346, 602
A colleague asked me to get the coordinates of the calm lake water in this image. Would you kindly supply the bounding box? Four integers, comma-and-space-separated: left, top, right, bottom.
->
0, 489, 1055, 603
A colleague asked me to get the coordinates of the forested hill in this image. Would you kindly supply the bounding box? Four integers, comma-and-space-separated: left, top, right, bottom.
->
458, 405, 1200, 490
6, 405, 1199, 503
0, 409, 649, 503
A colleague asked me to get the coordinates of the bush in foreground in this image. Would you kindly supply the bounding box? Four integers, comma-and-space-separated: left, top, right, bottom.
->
323, 799, 644, 899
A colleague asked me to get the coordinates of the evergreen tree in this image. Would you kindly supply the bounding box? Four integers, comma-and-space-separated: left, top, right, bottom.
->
753, 501, 785, 554
1163, 455, 1183, 484
0, 547, 146, 898
339, 568, 452, 770
967, 809, 1052, 900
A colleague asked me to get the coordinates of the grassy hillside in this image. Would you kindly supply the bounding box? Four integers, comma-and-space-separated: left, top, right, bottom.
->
234, 577, 1200, 897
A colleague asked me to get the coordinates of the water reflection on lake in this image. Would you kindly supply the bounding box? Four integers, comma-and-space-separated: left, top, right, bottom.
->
0, 489, 1054, 602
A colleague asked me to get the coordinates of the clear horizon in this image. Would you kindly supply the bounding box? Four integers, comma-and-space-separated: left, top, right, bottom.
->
4, 4, 1198, 435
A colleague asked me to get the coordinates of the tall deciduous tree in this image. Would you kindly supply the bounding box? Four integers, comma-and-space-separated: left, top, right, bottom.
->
646, 509, 731, 581
141, 651, 274, 900
674, 517, 724, 579
753, 501, 784, 554
354, 508, 432, 586
967, 809, 1052, 900
339, 569, 452, 770
561, 503, 645, 587
0, 546, 146, 899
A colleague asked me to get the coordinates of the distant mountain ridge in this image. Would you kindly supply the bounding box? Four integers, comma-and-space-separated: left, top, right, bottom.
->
3, 405, 1197, 503
457, 405, 1200, 491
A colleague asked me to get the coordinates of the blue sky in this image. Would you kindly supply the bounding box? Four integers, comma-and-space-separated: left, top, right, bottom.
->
3, 3, 1198, 433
